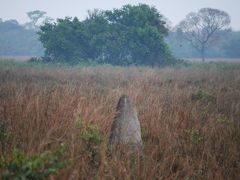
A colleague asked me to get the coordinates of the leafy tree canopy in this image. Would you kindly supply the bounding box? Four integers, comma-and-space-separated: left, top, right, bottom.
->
39, 4, 176, 66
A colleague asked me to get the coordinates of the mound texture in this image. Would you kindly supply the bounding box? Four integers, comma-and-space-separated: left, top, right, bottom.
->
109, 95, 143, 154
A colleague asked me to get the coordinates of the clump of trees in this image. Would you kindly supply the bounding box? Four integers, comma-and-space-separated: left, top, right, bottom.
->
1, 6, 239, 61
176, 8, 231, 62
38, 4, 176, 66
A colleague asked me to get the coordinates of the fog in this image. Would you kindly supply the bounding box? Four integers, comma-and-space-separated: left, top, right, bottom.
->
0, 0, 240, 30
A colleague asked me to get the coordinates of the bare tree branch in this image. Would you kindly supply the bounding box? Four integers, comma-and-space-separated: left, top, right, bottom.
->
176, 8, 230, 62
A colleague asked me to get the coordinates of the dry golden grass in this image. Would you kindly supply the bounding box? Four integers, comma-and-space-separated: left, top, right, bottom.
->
0, 63, 240, 179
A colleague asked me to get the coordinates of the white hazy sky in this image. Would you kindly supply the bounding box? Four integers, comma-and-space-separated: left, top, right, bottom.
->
0, 0, 239, 30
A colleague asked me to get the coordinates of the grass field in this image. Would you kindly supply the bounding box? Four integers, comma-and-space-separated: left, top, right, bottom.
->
0, 61, 240, 179
0, 56, 33, 62
185, 58, 240, 62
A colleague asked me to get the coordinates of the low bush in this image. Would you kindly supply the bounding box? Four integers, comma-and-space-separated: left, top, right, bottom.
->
76, 119, 106, 167
0, 145, 67, 180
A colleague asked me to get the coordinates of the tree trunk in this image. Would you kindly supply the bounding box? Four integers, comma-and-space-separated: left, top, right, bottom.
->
201, 45, 205, 62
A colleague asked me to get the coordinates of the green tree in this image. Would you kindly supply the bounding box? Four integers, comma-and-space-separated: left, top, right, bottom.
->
39, 17, 95, 64
104, 4, 174, 66
39, 4, 176, 66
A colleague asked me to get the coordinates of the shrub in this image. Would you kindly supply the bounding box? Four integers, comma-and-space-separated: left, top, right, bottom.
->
191, 90, 215, 104
28, 57, 52, 63
76, 119, 105, 167
0, 145, 67, 180
186, 128, 204, 145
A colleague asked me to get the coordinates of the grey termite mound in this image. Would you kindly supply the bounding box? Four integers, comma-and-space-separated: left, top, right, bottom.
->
109, 95, 143, 154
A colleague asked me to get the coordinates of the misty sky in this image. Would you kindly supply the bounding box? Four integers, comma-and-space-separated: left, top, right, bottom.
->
0, 0, 239, 30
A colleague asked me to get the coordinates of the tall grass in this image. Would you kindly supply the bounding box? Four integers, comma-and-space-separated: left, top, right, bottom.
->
0, 62, 240, 179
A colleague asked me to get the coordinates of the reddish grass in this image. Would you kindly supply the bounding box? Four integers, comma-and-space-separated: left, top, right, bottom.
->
0, 65, 240, 179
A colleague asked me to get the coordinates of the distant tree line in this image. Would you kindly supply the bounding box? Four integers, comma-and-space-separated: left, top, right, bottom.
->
39, 4, 175, 66
0, 19, 43, 56
0, 10, 52, 56
166, 30, 240, 59
0, 5, 240, 63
